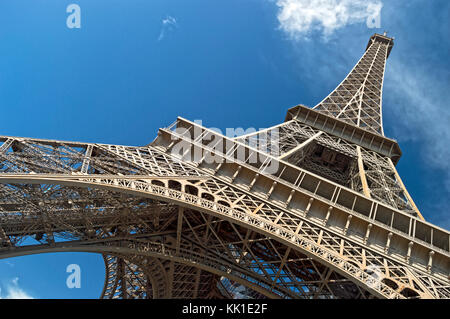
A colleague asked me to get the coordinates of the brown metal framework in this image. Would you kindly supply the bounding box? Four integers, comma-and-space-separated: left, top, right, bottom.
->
0, 33, 448, 299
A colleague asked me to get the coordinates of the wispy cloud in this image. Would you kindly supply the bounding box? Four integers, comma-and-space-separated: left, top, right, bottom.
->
275, 0, 382, 39
385, 61, 450, 189
0, 277, 34, 299
158, 15, 177, 41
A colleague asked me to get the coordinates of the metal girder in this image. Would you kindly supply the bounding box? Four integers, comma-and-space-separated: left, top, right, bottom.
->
0, 141, 447, 298
0, 33, 448, 300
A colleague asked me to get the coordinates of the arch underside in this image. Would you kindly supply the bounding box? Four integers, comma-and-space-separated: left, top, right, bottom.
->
0, 183, 372, 299
0, 180, 428, 299
0, 137, 447, 299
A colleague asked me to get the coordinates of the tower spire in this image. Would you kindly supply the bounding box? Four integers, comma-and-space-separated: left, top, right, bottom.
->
237, 33, 421, 219
312, 33, 394, 135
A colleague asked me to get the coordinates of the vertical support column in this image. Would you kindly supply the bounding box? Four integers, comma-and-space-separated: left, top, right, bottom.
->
385, 232, 393, 253
427, 251, 434, 273
406, 241, 414, 263
304, 198, 314, 217
356, 146, 371, 198
343, 215, 352, 235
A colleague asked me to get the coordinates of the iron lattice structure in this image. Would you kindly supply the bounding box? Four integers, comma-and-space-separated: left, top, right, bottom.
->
0, 33, 449, 299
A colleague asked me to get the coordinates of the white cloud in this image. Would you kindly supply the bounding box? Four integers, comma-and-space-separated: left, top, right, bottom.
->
11, 277, 19, 286
162, 16, 177, 26
0, 277, 34, 299
275, 0, 382, 39
158, 15, 178, 41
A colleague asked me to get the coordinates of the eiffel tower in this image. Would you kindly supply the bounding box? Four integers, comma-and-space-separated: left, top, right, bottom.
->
0, 33, 448, 299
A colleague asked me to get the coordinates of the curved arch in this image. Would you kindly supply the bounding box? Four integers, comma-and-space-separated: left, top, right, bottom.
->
151, 180, 165, 187
0, 174, 405, 299
217, 200, 230, 207
381, 278, 398, 291
168, 180, 182, 191
200, 192, 215, 202
185, 185, 199, 196
0, 240, 284, 299
399, 287, 420, 299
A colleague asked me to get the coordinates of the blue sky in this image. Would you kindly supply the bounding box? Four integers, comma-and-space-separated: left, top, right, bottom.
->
0, 0, 448, 298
